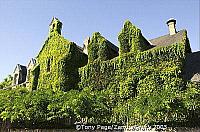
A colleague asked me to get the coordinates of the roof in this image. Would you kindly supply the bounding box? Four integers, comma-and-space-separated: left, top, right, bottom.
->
149, 30, 186, 47
76, 45, 83, 51
13, 64, 27, 74
76, 44, 85, 54
106, 40, 119, 53
27, 58, 36, 68
141, 35, 155, 49
183, 51, 200, 81
49, 17, 62, 26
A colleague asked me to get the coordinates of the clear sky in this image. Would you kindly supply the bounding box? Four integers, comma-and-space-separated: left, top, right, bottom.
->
0, 0, 199, 81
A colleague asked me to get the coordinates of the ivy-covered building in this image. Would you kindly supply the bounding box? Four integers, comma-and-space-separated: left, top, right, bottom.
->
12, 17, 200, 91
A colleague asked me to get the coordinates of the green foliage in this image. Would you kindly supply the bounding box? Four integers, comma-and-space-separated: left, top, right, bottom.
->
79, 41, 186, 93
118, 20, 151, 55
0, 75, 13, 89
88, 32, 118, 62
0, 87, 77, 128
30, 31, 87, 91
182, 30, 192, 54
78, 24, 198, 126
131, 76, 186, 125
29, 64, 40, 90
0, 87, 29, 122
0, 19, 198, 128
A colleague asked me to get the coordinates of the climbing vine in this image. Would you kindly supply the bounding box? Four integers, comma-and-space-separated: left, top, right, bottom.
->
118, 20, 152, 55
78, 21, 197, 126
29, 31, 87, 91
0, 19, 199, 128
88, 32, 118, 62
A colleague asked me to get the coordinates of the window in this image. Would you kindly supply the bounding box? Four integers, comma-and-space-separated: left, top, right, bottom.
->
52, 23, 55, 29
47, 59, 51, 72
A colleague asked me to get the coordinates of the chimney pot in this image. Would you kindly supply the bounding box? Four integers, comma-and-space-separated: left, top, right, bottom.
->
166, 18, 177, 35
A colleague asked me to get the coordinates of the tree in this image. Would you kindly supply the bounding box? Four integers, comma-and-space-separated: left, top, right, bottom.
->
0, 75, 13, 89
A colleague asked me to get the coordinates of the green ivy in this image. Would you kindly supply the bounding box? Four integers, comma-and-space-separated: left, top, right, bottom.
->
118, 20, 151, 55
29, 30, 87, 91
0, 19, 198, 128
78, 21, 196, 126
88, 32, 118, 62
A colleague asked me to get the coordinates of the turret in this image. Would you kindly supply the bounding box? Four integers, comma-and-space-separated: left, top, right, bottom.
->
49, 17, 62, 35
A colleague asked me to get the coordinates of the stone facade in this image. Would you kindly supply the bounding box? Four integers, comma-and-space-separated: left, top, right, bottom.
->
12, 64, 27, 86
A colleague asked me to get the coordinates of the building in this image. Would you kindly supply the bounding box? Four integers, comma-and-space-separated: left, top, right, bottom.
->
12, 64, 27, 86
12, 17, 200, 90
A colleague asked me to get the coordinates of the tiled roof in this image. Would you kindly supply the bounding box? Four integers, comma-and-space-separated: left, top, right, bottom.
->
149, 30, 186, 47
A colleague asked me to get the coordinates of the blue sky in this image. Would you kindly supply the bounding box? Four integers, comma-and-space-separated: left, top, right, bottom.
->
0, 0, 199, 81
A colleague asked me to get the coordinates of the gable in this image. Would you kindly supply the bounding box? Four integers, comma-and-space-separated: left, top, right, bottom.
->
27, 58, 36, 69
13, 64, 27, 74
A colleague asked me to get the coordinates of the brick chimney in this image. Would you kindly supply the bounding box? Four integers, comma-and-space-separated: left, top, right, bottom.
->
166, 18, 177, 35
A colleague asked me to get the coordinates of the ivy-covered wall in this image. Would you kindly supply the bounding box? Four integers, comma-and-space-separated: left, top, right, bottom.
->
78, 21, 194, 125
35, 33, 87, 91
79, 42, 186, 91
1, 19, 199, 127
79, 21, 189, 92
29, 19, 191, 95
118, 20, 152, 55
29, 18, 88, 91
88, 32, 118, 63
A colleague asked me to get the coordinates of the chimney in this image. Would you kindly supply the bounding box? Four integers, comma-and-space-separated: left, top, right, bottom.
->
166, 18, 177, 35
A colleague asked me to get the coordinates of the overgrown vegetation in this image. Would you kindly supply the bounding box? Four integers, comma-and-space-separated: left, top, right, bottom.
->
88, 32, 118, 62
30, 19, 87, 91
0, 75, 12, 89
0, 81, 199, 128
0, 20, 199, 128
118, 20, 152, 55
